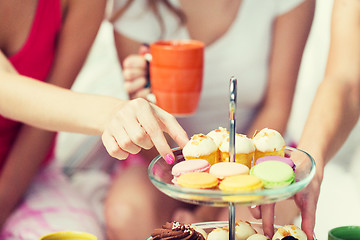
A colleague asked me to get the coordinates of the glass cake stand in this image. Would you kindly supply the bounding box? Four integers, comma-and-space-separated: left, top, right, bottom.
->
148, 146, 316, 207
148, 78, 316, 240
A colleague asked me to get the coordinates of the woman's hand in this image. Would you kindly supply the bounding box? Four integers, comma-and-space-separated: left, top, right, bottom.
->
250, 170, 322, 240
101, 98, 189, 162
122, 45, 151, 100
293, 171, 322, 240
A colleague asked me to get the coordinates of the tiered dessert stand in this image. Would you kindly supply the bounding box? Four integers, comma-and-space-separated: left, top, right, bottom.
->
148, 77, 316, 240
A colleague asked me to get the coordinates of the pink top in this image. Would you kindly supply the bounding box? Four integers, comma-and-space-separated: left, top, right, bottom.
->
0, 0, 62, 169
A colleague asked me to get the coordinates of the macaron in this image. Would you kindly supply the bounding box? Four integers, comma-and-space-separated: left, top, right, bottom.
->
177, 172, 219, 189
219, 175, 263, 192
256, 156, 296, 171
209, 162, 249, 180
219, 175, 264, 202
171, 159, 211, 184
250, 161, 295, 189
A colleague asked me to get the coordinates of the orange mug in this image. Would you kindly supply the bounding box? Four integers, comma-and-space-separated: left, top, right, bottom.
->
149, 40, 204, 116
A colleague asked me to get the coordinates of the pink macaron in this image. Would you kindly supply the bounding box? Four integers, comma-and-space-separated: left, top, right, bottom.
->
255, 156, 296, 171
209, 162, 249, 180
171, 159, 211, 184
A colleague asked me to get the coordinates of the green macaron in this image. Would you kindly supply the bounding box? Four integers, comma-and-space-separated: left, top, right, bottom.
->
250, 160, 295, 189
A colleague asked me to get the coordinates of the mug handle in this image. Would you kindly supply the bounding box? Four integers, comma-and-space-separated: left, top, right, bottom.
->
140, 43, 156, 103
141, 43, 152, 88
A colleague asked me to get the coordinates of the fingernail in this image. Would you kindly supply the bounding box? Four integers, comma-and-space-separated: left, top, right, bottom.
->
165, 154, 174, 164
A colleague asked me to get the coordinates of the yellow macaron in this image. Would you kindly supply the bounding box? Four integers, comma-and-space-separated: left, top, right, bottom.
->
219, 175, 263, 192
219, 175, 264, 203
177, 172, 219, 189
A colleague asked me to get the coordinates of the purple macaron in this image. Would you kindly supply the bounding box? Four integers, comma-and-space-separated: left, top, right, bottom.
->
255, 156, 296, 171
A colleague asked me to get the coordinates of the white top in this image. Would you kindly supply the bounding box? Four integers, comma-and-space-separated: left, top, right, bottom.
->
114, 0, 304, 137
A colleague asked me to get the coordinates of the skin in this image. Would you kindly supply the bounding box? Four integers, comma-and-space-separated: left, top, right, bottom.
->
109, 0, 314, 239
256, 0, 360, 239
0, 0, 106, 228
0, 1, 189, 231
0, 63, 188, 158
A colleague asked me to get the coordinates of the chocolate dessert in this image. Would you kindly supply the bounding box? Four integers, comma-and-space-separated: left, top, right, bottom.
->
151, 221, 205, 240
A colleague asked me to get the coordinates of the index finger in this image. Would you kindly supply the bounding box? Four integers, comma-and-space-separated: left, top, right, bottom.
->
150, 104, 189, 148
135, 102, 177, 162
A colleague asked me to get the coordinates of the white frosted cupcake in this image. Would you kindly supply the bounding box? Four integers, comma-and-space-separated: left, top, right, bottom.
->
272, 224, 307, 240
207, 227, 229, 240
247, 234, 269, 240
207, 127, 228, 147
219, 133, 255, 168
207, 127, 228, 162
235, 220, 257, 240
252, 128, 286, 164
182, 134, 218, 165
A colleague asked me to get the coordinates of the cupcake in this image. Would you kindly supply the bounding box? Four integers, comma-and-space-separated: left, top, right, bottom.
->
207, 127, 229, 147
247, 234, 270, 240
207, 127, 229, 161
272, 225, 307, 240
183, 134, 219, 165
219, 133, 255, 168
235, 220, 257, 240
206, 227, 229, 240
252, 128, 286, 164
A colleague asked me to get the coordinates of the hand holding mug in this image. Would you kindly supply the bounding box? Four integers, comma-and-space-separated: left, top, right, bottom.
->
122, 40, 205, 116
122, 45, 150, 100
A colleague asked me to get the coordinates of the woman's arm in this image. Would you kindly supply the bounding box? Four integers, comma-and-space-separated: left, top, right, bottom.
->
0, 62, 188, 156
296, 0, 360, 238
247, 0, 315, 136
299, 0, 360, 173
248, 0, 315, 237
0, 0, 106, 227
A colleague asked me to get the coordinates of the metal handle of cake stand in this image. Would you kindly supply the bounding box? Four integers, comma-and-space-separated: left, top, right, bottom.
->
229, 77, 237, 240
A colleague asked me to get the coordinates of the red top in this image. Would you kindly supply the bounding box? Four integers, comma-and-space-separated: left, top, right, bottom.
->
0, 0, 62, 169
